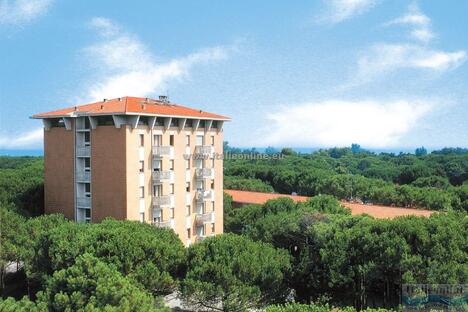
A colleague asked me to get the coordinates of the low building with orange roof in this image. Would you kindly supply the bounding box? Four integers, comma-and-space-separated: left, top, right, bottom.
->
224, 189, 434, 219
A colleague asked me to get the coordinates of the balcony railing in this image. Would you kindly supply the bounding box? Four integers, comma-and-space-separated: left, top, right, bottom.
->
194, 145, 214, 157
196, 168, 214, 179
152, 145, 173, 158
152, 195, 174, 208
196, 189, 215, 202
152, 219, 175, 229
152, 170, 174, 183
76, 146, 91, 157
195, 212, 215, 226
196, 234, 214, 242
76, 171, 91, 182
76, 196, 91, 208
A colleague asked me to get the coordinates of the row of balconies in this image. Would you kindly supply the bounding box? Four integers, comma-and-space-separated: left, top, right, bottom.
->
75, 145, 214, 159
76, 191, 214, 210
152, 168, 213, 183
152, 145, 214, 158
151, 210, 215, 229
152, 189, 215, 208
75, 168, 213, 184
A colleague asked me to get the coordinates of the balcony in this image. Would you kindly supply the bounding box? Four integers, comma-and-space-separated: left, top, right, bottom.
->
194, 145, 214, 157
195, 168, 214, 180
152, 145, 174, 158
152, 195, 174, 208
196, 189, 215, 202
76, 146, 90, 157
195, 212, 215, 226
196, 234, 214, 242
152, 219, 175, 229
152, 170, 174, 183
76, 196, 91, 208
76, 171, 91, 182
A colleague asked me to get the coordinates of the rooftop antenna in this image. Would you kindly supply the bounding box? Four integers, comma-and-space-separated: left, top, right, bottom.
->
158, 92, 170, 104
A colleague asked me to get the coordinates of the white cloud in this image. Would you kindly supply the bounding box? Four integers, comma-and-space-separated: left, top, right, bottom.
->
0, 128, 43, 149
385, 4, 435, 43
0, 0, 52, 25
355, 43, 466, 83
83, 17, 231, 102
258, 100, 432, 148
320, 0, 378, 24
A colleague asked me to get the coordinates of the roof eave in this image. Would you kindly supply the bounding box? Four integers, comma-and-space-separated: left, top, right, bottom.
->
32, 112, 231, 121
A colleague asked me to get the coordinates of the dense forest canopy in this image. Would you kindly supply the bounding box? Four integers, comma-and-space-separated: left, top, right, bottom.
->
224, 144, 468, 212
1, 150, 467, 311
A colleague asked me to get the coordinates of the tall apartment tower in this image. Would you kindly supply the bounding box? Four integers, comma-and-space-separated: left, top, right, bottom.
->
32, 96, 230, 245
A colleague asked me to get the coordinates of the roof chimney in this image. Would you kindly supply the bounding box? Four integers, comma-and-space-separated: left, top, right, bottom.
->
103, 98, 107, 102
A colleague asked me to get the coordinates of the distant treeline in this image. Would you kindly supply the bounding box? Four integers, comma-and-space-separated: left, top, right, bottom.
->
224, 143, 468, 212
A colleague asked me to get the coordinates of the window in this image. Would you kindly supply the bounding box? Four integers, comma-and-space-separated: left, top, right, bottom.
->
211, 135, 215, 146
196, 135, 204, 146
84, 132, 90, 146
139, 186, 145, 198
153, 135, 162, 146
211, 180, 215, 190
212, 202, 215, 211
187, 228, 191, 238
85, 209, 91, 223
196, 225, 205, 236
186, 205, 191, 216
153, 185, 162, 196
186, 182, 190, 192
170, 208, 174, 219
139, 212, 145, 223
170, 184, 174, 194
85, 183, 91, 196
169, 135, 174, 146
153, 160, 161, 171
211, 223, 215, 233
84, 158, 91, 171
139, 160, 144, 173
185, 159, 190, 169
97, 116, 114, 126
84, 118, 90, 129
170, 119, 179, 127
138, 116, 149, 126
169, 160, 174, 170
139, 134, 144, 147
185, 135, 190, 146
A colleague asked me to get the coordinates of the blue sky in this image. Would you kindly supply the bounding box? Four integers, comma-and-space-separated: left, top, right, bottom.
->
1, 0, 467, 151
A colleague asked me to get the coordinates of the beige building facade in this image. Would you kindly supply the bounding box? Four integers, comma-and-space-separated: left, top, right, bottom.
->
34, 96, 229, 245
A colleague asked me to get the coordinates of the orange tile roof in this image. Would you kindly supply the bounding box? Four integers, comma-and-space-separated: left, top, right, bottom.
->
225, 189, 434, 219
32, 96, 230, 120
